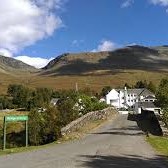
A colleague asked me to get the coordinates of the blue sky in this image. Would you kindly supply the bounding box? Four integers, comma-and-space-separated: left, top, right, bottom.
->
0, 0, 168, 68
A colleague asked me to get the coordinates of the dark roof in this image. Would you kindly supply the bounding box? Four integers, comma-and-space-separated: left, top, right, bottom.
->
140, 89, 155, 97
116, 88, 154, 97
136, 102, 156, 108
116, 88, 143, 94
50, 98, 59, 104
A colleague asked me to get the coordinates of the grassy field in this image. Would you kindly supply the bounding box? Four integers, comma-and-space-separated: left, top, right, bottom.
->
0, 69, 167, 94
147, 136, 168, 156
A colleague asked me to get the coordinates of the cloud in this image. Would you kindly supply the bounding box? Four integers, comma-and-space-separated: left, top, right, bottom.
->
72, 40, 78, 46
0, 49, 13, 57
121, 0, 134, 8
149, 0, 168, 12
0, 0, 64, 55
92, 40, 118, 52
71, 39, 84, 46
149, 0, 168, 6
15, 56, 54, 68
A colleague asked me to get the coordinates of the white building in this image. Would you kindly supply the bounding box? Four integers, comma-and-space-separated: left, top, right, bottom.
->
134, 102, 161, 115
105, 87, 155, 109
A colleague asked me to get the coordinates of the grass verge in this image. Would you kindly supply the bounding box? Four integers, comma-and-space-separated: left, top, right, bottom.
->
147, 136, 168, 156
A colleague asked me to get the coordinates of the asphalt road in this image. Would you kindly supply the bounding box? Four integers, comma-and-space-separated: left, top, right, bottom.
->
0, 115, 168, 168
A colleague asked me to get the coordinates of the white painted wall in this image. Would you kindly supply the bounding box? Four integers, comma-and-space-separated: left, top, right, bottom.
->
106, 89, 137, 109
118, 111, 129, 114
106, 89, 119, 108
134, 103, 141, 114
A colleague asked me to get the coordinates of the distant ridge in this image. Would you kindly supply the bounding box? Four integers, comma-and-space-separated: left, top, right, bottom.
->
42, 45, 168, 76
0, 55, 37, 73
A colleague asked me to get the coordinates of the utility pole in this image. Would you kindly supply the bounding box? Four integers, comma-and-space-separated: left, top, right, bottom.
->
75, 82, 78, 92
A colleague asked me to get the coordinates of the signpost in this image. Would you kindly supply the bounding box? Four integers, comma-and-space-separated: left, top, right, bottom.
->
3, 115, 28, 150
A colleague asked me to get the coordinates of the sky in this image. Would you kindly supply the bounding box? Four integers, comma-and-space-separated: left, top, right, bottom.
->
0, 0, 168, 68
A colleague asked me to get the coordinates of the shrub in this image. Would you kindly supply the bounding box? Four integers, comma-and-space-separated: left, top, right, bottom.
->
162, 108, 168, 127
28, 106, 62, 145
57, 98, 79, 126
28, 109, 45, 145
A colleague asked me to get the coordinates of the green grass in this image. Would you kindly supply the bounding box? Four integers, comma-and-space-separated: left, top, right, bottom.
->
147, 136, 168, 156
0, 141, 61, 156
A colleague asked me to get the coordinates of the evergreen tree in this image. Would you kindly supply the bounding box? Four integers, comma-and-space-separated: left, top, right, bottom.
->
134, 80, 148, 88
101, 86, 111, 97
147, 81, 156, 93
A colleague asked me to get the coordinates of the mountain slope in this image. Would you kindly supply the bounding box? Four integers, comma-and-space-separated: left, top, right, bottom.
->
0, 45, 168, 94
0, 55, 37, 74
42, 45, 168, 76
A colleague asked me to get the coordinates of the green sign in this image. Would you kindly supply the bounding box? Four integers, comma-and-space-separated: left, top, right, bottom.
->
3, 115, 28, 150
6, 115, 28, 122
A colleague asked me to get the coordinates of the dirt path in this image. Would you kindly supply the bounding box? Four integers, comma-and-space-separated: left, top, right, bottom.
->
0, 115, 167, 168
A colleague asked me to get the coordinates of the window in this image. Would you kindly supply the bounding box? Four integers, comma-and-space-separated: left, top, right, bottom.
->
110, 100, 118, 103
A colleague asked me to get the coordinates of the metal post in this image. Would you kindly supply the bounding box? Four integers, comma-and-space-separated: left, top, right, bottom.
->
3, 117, 6, 150
25, 120, 28, 147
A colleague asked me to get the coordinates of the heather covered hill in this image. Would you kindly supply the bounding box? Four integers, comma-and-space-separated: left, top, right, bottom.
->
0, 55, 37, 74
0, 45, 168, 94
42, 45, 168, 76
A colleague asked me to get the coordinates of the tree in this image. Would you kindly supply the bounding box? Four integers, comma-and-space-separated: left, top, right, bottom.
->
134, 80, 148, 88
29, 109, 45, 145
147, 81, 156, 93
52, 90, 61, 98
7, 84, 32, 108
29, 106, 62, 145
156, 78, 168, 126
0, 96, 14, 109
124, 83, 132, 89
42, 106, 62, 143
156, 78, 168, 108
101, 86, 111, 97
57, 98, 79, 126
76, 94, 108, 115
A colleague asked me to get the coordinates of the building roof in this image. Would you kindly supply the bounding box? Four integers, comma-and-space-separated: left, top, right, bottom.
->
140, 89, 155, 97
136, 102, 156, 108
50, 98, 59, 104
116, 88, 154, 97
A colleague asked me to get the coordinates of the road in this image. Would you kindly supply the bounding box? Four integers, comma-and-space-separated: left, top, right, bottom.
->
0, 115, 167, 168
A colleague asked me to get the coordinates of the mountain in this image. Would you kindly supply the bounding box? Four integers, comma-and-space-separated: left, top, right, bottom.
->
42, 45, 168, 76
0, 45, 167, 94
0, 55, 37, 74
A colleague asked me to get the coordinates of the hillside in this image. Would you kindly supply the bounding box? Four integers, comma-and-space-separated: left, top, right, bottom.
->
42, 45, 168, 76
0, 55, 37, 74
0, 45, 168, 94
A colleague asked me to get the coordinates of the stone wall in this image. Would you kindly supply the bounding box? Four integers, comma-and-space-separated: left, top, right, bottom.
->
159, 120, 168, 136
61, 107, 117, 136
